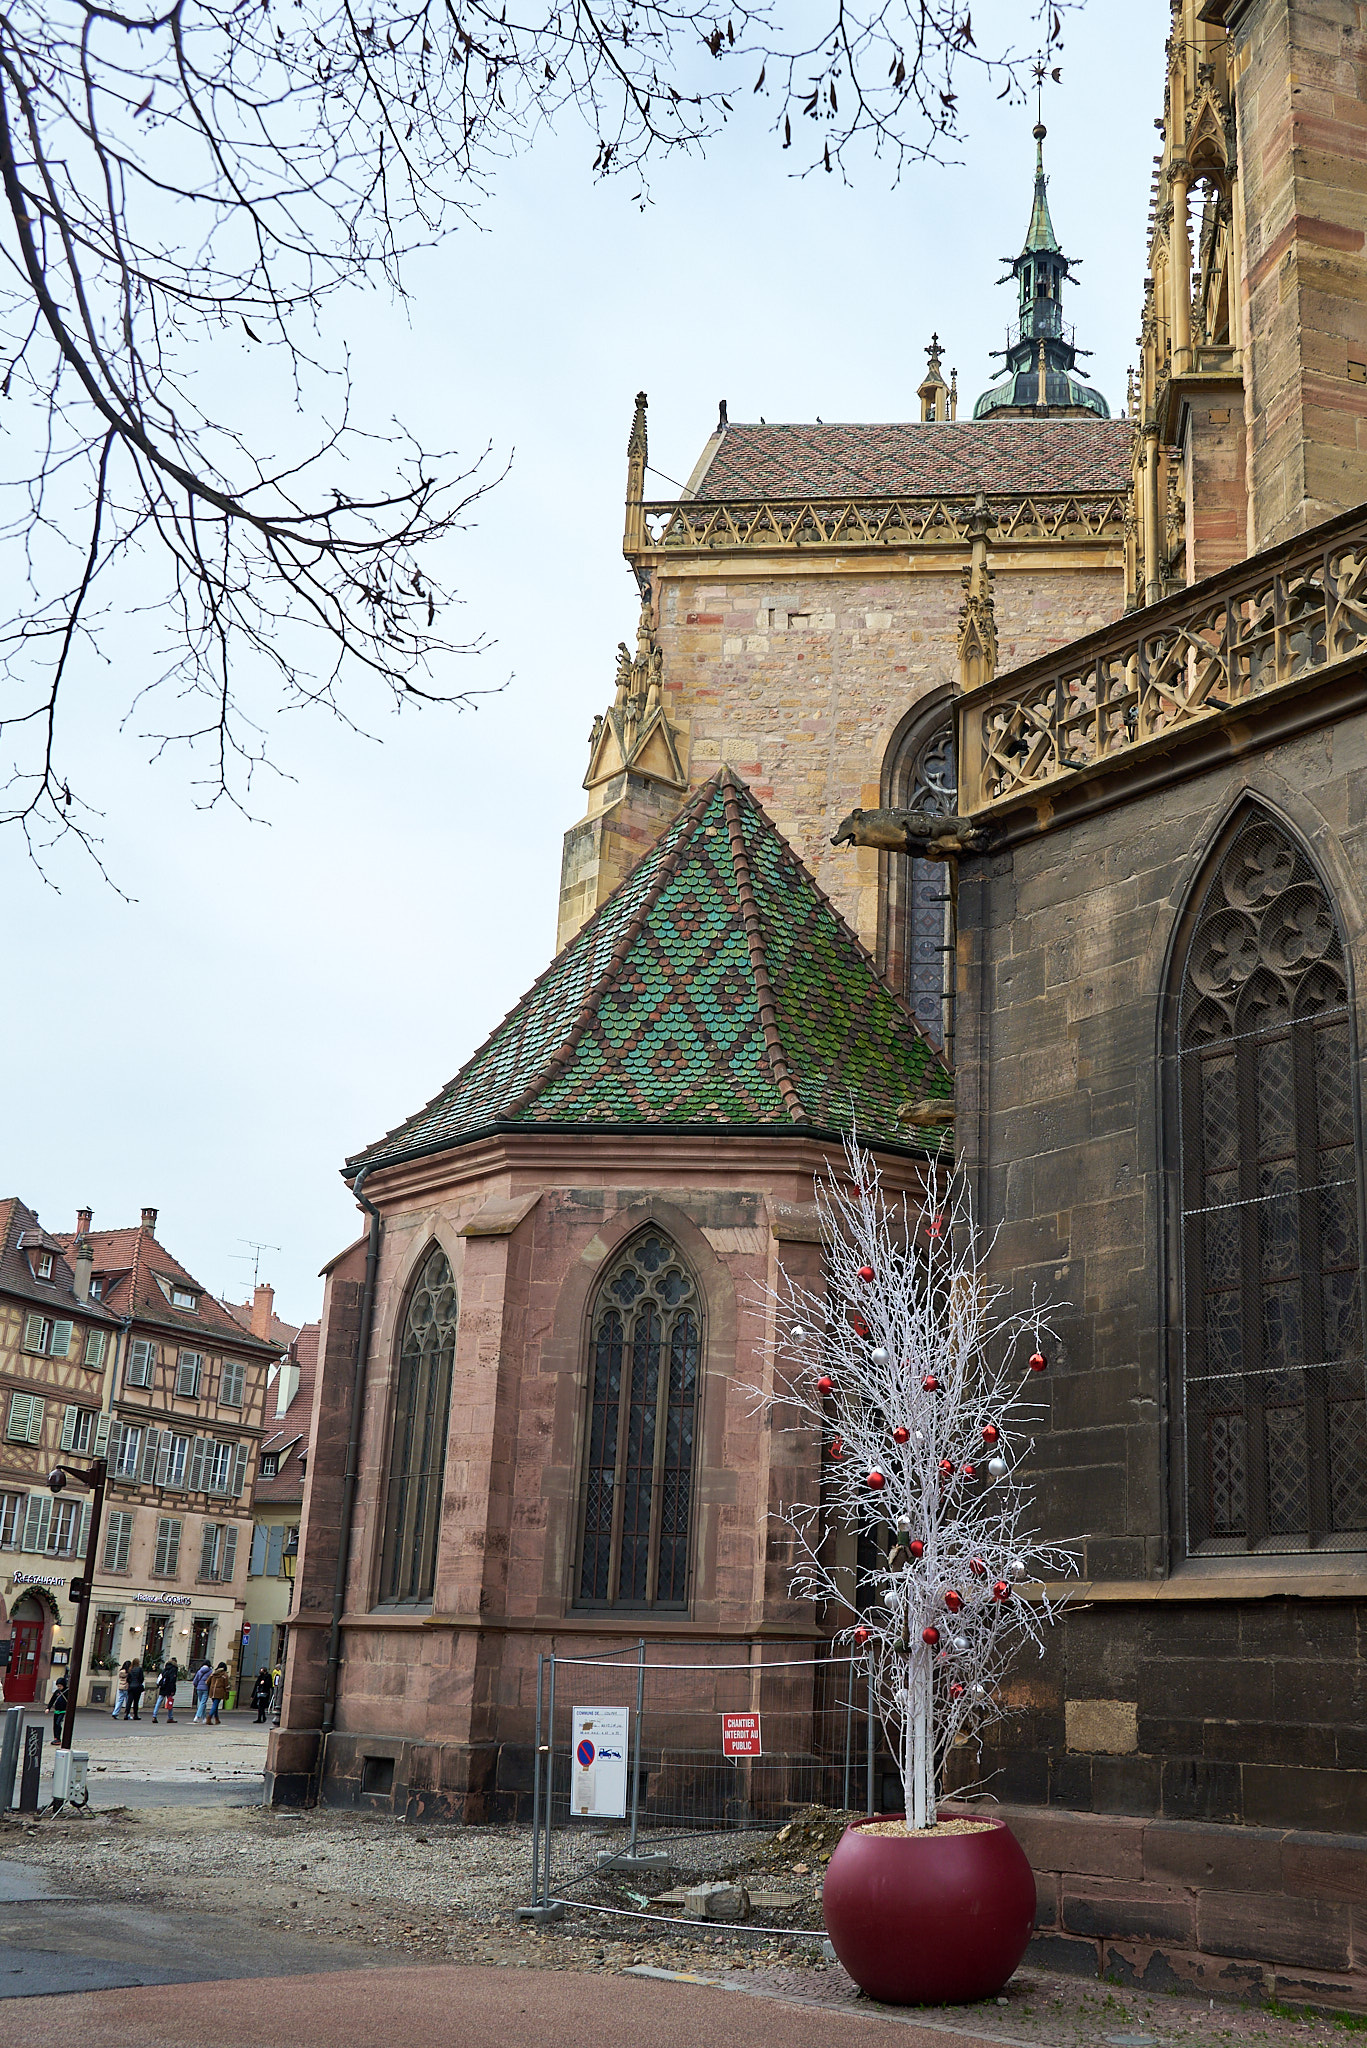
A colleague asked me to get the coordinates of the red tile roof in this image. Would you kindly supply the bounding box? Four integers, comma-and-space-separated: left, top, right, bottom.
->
51, 1222, 278, 1355
0, 1198, 121, 1323
253, 1322, 318, 1505
685, 417, 1134, 501
223, 1295, 301, 1350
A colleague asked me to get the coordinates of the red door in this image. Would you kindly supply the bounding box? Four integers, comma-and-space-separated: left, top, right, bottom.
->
4, 1620, 41, 1703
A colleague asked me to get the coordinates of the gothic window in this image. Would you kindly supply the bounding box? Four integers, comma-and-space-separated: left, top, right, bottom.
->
883, 708, 957, 1045
378, 1247, 458, 1605
1175, 810, 1366, 1554
576, 1230, 701, 1609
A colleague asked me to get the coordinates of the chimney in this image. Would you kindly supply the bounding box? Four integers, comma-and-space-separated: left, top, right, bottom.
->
251, 1283, 275, 1341
73, 1236, 93, 1305
76, 1206, 93, 1236
141, 1206, 158, 1233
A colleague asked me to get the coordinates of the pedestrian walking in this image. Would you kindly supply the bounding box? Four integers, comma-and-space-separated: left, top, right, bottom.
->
192, 1660, 212, 1723
47, 1676, 69, 1746
250, 1668, 273, 1724
125, 1658, 145, 1720
111, 1661, 131, 1719
206, 1662, 231, 1724
151, 1657, 180, 1723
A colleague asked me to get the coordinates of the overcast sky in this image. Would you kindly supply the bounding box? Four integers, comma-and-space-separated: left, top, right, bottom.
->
6, 1, 1166, 1327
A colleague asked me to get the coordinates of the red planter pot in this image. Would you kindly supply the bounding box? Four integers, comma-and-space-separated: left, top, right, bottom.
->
822, 1814, 1036, 2005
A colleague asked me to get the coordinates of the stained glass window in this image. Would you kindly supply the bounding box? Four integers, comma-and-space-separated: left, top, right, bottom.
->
1176, 810, 1366, 1553
378, 1247, 458, 1604
884, 710, 956, 1045
577, 1231, 700, 1608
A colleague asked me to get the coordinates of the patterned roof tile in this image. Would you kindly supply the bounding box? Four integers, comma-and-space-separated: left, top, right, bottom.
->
688, 417, 1132, 501
347, 773, 950, 1172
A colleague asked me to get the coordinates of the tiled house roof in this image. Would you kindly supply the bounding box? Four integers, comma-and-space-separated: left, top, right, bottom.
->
348, 771, 950, 1174
687, 417, 1133, 501
0, 1198, 120, 1323
52, 1223, 278, 1355
255, 1322, 318, 1507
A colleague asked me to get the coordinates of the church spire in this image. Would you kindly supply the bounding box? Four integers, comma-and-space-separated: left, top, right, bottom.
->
972, 124, 1110, 421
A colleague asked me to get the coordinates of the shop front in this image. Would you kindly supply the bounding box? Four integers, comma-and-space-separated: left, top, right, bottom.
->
2, 1575, 64, 1705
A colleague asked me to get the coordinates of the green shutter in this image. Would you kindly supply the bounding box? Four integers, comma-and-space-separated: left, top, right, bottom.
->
48, 1320, 73, 1361
60, 1405, 78, 1451
21, 1313, 44, 1354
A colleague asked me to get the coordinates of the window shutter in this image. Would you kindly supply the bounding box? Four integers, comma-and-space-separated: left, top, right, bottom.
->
199, 1523, 217, 1580
20, 1395, 45, 1445
94, 1413, 111, 1456
230, 1444, 248, 1496
61, 1405, 78, 1452
220, 1525, 238, 1582
76, 1500, 91, 1558
139, 1429, 161, 1484
21, 1494, 51, 1552
48, 1320, 73, 1361
83, 1329, 107, 1369
249, 1523, 268, 1575
106, 1419, 125, 1472
267, 1524, 285, 1577
21, 1312, 44, 1354
188, 1437, 208, 1491
155, 1433, 173, 1487
8, 1392, 31, 1442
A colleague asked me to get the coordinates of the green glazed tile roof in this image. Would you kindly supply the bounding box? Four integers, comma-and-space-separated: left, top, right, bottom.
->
346, 770, 951, 1173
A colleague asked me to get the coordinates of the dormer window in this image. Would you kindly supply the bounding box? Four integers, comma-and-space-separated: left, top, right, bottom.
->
90, 1278, 103, 1300
172, 1287, 198, 1312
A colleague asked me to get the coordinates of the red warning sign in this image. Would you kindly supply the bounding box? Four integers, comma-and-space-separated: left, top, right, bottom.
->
721, 1713, 762, 1757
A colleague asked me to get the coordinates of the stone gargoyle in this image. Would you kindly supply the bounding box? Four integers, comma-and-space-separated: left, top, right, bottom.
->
830, 807, 995, 859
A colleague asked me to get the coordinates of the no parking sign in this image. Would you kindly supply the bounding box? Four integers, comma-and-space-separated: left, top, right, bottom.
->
570, 1705, 628, 1817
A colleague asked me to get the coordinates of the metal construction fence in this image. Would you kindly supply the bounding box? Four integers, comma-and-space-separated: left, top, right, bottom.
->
521, 1640, 891, 1925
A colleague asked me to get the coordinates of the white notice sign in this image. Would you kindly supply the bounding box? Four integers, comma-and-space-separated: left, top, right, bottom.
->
570, 1705, 629, 1819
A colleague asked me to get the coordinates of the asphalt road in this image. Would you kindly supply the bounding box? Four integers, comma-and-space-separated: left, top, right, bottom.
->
0, 1964, 1011, 2048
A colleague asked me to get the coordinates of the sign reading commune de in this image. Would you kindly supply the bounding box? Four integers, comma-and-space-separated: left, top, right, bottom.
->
721, 1713, 761, 1758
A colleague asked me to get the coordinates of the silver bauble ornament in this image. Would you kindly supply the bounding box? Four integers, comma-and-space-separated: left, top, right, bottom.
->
869, 1347, 889, 1365
987, 1456, 1007, 1477
791, 1326, 807, 1344
952, 1634, 969, 1653
1008, 1556, 1027, 1580
970, 1682, 987, 1700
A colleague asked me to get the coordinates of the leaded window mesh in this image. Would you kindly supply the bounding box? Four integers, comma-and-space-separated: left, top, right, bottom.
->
885, 713, 956, 1045
576, 1230, 700, 1609
1177, 811, 1366, 1553
378, 1247, 458, 1605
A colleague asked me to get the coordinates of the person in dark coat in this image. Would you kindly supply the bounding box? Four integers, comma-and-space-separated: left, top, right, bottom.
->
125, 1658, 145, 1720
48, 1677, 69, 1745
250, 1669, 273, 1723
151, 1657, 180, 1723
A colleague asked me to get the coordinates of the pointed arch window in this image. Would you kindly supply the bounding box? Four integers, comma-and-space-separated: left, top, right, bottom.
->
576, 1230, 701, 1609
1175, 810, 1367, 1553
882, 706, 957, 1046
378, 1247, 458, 1605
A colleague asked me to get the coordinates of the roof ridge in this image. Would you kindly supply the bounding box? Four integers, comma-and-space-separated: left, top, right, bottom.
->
720, 777, 809, 1126
504, 774, 725, 1121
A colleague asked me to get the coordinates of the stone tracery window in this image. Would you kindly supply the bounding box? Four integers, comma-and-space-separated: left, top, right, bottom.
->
576, 1230, 701, 1609
883, 707, 956, 1045
1175, 809, 1367, 1554
378, 1246, 458, 1605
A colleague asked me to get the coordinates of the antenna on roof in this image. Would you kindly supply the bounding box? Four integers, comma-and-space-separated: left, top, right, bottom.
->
233, 1238, 281, 1289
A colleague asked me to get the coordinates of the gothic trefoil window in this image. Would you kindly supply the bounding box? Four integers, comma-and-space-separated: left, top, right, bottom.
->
378, 1247, 458, 1605
1176, 810, 1366, 1554
577, 1230, 701, 1609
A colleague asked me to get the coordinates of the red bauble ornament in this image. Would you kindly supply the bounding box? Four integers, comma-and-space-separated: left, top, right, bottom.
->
829, 1436, 845, 1461
892, 1425, 910, 1445
982, 1424, 999, 1446
1028, 1351, 1047, 1373
867, 1468, 886, 1491
853, 1625, 871, 1645
950, 1683, 965, 1699
909, 1539, 925, 1559
922, 1626, 941, 1646
851, 1314, 870, 1339
944, 1589, 963, 1613
992, 1580, 1011, 1602
857, 1265, 875, 1283
969, 1557, 988, 1579
817, 1374, 834, 1395
939, 1458, 955, 1478
962, 1462, 977, 1480
922, 1374, 940, 1393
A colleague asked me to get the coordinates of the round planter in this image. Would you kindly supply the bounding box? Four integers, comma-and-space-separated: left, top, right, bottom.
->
822, 1814, 1036, 2005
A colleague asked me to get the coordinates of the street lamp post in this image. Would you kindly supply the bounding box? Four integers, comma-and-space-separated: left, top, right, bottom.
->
48, 1457, 108, 1750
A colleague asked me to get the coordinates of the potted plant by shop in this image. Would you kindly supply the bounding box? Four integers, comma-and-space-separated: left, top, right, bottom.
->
766, 1141, 1077, 2006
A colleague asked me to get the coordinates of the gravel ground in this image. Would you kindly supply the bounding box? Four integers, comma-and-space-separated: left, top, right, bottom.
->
1, 1801, 1361, 2048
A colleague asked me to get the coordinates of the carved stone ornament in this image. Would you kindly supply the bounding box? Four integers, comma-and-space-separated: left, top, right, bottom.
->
831, 807, 995, 860
584, 590, 686, 794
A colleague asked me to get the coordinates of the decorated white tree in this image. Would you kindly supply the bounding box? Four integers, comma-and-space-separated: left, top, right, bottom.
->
765, 1139, 1078, 1830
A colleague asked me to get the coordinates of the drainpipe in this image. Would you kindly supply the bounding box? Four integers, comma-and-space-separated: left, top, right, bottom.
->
321, 1167, 382, 1740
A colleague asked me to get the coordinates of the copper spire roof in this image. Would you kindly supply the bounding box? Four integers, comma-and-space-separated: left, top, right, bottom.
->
347, 771, 950, 1175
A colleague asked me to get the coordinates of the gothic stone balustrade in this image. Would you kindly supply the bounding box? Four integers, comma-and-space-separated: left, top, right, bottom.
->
960, 507, 1367, 820
640, 492, 1127, 555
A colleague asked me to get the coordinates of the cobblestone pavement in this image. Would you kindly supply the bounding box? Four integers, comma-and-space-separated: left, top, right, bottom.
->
36, 1706, 269, 1789
0, 1802, 1357, 2048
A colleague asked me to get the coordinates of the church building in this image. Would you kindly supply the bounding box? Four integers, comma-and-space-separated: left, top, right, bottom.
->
271, 0, 1367, 2004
